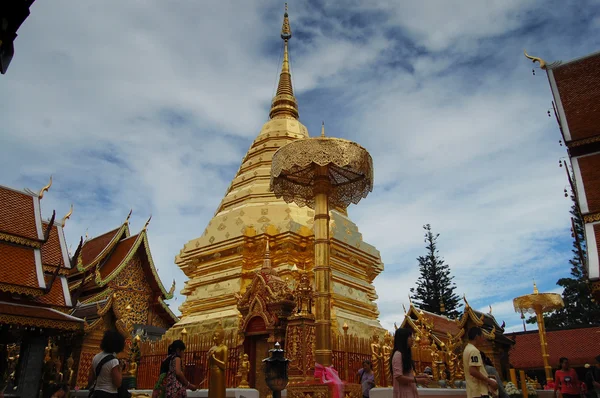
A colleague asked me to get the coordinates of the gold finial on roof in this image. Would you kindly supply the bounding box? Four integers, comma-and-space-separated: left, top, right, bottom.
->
402, 303, 407, 314
61, 204, 73, 227
84, 229, 89, 242
463, 294, 470, 308
533, 280, 539, 294
408, 294, 413, 305
168, 279, 176, 296
143, 215, 152, 231
126, 209, 133, 223
489, 305, 493, 315
269, 3, 299, 120
524, 50, 547, 70
38, 175, 52, 199
321, 121, 325, 137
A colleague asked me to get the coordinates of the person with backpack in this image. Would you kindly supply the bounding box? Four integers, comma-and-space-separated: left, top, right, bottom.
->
88, 330, 130, 398
152, 340, 197, 398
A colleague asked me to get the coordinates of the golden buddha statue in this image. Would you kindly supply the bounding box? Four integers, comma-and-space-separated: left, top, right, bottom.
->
237, 353, 250, 388
208, 326, 227, 398
66, 355, 75, 386
370, 333, 382, 385
382, 333, 393, 387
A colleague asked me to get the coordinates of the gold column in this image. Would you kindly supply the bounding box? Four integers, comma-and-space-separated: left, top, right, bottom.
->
535, 307, 552, 382
314, 165, 332, 367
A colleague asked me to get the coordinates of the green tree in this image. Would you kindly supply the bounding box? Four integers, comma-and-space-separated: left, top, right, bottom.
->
528, 193, 600, 327
410, 224, 461, 318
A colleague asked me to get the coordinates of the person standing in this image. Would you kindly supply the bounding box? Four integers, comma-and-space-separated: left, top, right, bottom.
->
585, 356, 600, 398
390, 328, 430, 398
357, 360, 376, 398
88, 330, 127, 398
480, 352, 508, 398
463, 327, 498, 398
555, 357, 581, 398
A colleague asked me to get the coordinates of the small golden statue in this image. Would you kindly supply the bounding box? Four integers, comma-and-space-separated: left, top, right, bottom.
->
382, 333, 393, 387
208, 324, 228, 398
236, 353, 250, 388
128, 360, 138, 377
66, 355, 75, 386
370, 333, 381, 385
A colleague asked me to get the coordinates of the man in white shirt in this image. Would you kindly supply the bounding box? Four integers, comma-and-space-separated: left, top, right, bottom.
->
463, 327, 498, 398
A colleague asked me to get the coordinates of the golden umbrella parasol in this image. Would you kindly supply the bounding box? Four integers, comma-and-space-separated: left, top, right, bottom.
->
513, 283, 564, 382
270, 123, 374, 367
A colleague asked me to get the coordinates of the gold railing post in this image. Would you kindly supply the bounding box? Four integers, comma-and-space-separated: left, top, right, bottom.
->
343, 323, 349, 382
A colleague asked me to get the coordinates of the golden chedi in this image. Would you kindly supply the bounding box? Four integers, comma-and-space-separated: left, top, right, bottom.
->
168, 5, 384, 341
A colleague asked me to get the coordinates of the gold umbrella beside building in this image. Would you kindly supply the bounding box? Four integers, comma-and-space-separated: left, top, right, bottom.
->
513, 283, 564, 382
270, 123, 374, 367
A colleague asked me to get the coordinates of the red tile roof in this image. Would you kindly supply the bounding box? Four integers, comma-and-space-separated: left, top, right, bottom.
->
0, 186, 41, 240
507, 326, 600, 369
421, 311, 461, 335
0, 241, 41, 290
552, 52, 600, 142
99, 235, 138, 278
80, 227, 121, 266
41, 222, 65, 267
35, 274, 68, 307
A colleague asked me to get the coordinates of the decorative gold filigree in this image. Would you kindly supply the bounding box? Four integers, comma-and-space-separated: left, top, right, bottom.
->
61, 204, 73, 227
583, 212, 600, 223
0, 282, 43, 297
271, 137, 374, 209
0, 232, 42, 248
0, 314, 81, 331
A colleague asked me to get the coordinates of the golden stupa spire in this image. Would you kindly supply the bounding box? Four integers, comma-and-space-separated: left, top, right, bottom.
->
261, 237, 272, 270
269, 3, 299, 120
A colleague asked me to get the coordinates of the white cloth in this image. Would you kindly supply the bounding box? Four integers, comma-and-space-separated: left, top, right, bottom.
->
91, 352, 120, 393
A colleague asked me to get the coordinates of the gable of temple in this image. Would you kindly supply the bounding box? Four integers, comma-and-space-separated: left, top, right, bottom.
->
67, 215, 178, 388
68, 216, 178, 333
400, 299, 514, 379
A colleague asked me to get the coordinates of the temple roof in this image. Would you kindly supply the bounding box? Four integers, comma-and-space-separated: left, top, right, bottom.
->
0, 185, 44, 241
0, 300, 83, 331
0, 182, 78, 311
68, 219, 178, 326
506, 325, 600, 368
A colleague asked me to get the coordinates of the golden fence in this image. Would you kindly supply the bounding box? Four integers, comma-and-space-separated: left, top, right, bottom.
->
137, 332, 240, 390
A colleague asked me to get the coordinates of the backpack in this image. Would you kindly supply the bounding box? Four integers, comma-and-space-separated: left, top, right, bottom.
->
88, 354, 131, 398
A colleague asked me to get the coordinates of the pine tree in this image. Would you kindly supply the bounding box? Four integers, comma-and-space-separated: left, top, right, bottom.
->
527, 192, 600, 327
410, 224, 461, 318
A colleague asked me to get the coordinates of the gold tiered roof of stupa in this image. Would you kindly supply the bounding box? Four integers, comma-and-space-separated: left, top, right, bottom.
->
169, 6, 384, 338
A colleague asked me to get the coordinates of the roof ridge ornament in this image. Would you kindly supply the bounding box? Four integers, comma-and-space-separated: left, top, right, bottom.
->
321, 121, 325, 137
524, 50, 548, 70
143, 215, 152, 231
61, 204, 73, 227
125, 209, 133, 224
38, 175, 53, 199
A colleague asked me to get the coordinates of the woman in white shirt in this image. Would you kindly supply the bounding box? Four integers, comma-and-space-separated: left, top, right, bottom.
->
88, 330, 125, 398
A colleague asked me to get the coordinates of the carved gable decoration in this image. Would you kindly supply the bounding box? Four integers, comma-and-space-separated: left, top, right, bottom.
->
237, 268, 295, 332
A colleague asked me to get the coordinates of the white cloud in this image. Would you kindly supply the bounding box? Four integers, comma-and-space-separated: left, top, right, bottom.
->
1, 0, 597, 331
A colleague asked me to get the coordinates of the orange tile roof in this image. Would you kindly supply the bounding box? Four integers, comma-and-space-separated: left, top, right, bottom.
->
80, 227, 121, 266
0, 300, 83, 330
41, 222, 66, 267
506, 326, 600, 369
35, 274, 68, 307
421, 311, 461, 335
552, 52, 600, 142
0, 241, 41, 290
99, 234, 138, 278
0, 186, 41, 240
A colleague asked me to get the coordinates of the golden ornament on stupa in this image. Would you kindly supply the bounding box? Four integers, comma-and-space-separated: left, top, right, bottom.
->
513, 282, 564, 382
270, 121, 374, 367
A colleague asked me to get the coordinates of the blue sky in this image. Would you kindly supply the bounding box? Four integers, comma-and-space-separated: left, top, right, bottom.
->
1, 0, 600, 333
